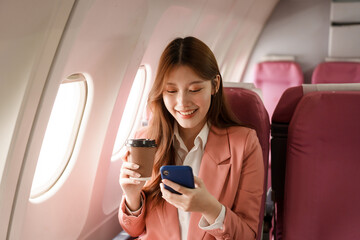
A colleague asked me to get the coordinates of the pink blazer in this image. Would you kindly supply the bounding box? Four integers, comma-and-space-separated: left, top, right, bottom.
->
119, 126, 264, 240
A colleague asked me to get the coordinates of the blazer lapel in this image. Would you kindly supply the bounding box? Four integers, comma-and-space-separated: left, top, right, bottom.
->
188, 126, 231, 240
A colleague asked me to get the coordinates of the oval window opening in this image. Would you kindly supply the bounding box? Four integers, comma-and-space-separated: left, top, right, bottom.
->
111, 66, 147, 160
30, 74, 87, 199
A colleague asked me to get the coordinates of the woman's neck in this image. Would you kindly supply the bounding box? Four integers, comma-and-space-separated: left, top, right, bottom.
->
178, 121, 206, 151
179, 129, 197, 151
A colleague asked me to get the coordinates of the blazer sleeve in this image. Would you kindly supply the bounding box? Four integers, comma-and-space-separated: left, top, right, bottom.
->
118, 128, 149, 237
118, 191, 147, 237
206, 129, 264, 240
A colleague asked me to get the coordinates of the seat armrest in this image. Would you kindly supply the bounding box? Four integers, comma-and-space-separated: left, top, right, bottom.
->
113, 231, 136, 240
262, 188, 275, 239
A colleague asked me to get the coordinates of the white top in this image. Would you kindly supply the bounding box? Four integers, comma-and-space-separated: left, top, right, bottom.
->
173, 122, 225, 240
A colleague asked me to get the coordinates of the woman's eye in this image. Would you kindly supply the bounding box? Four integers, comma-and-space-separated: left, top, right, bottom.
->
166, 90, 177, 93
190, 88, 202, 93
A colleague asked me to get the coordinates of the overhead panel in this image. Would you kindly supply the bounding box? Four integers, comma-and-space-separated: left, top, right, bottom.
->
329, 0, 360, 57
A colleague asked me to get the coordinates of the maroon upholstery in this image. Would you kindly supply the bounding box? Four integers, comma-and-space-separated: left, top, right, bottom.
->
271, 86, 360, 240
312, 62, 360, 84
224, 87, 270, 240
254, 61, 303, 118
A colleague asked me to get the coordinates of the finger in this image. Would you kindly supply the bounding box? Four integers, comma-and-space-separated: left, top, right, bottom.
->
194, 176, 204, 188
160, 183, 171, 195
121, 150, 130, 162
122, 161, 140, 170
121, 168, 141, 178
120, 178, 141, 185
160, 183, 182, 206
120, 162, 140, 178
162, 179, 191, 195
160, 183, 170, 199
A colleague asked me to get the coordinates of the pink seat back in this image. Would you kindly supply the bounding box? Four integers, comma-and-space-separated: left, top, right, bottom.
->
254, 61, 303, 118
224, 87, 270, 240
312, 62, 360, 83
271, 85, 360, 240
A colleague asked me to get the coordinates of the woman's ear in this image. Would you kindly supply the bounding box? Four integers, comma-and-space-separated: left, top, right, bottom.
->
212, 75, 221, 95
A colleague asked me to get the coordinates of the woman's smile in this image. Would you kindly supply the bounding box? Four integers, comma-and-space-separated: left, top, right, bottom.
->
177, 109, 198, 117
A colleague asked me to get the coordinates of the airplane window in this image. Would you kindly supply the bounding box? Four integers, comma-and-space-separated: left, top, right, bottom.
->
111, 67, 147, 160
30, 74, 87, 198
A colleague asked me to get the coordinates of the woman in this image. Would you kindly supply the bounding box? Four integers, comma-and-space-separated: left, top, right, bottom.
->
118, 36, 264, 240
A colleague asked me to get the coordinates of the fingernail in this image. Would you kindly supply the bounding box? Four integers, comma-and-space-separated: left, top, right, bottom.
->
135, 173, 141, 178
133, 164, 139, 169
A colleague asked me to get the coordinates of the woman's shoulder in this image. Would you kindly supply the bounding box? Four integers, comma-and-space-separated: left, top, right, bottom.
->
226, 125, 256, 138
224, 126, 261, 157
227, 125, 259, 146
210, 125, 258, 144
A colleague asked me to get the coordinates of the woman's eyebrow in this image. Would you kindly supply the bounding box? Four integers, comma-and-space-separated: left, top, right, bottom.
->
165, 82, 176, 86
189, 81, 205, 85
165, 80, 205, 85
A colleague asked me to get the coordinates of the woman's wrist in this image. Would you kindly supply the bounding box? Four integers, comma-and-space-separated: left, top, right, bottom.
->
201, 197, 222, 224
125, 194, 142, 211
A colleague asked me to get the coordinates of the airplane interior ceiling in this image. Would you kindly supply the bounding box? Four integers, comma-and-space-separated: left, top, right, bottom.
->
4, 0, 335, 239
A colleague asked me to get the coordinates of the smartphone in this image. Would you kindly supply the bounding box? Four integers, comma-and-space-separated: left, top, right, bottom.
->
160, 165, 195, 195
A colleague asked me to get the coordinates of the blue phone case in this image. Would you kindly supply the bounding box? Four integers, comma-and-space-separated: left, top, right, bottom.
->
160, 165, 195, 195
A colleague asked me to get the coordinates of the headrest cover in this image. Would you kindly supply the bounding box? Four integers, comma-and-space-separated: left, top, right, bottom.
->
272, 83, 360, 123
223, 82, 256, 89
312, 62, 360, 84
260, 55, 295, 62
255, 61, 303, 84
223, 82, 263, 99
303, 83, 360, 94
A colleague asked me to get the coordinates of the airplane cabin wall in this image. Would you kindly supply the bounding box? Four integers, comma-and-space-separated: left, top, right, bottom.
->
1, 0, 279, 239
0, 1, 76, 239
243, 0, 331, 83
19, 0, 150, 239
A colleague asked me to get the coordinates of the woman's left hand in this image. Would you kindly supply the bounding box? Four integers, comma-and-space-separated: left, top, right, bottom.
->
160, 176, 222, 224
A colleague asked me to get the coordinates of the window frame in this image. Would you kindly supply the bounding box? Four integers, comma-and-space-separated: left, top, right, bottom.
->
111, 66, 148, 161
30, 73, 88, 199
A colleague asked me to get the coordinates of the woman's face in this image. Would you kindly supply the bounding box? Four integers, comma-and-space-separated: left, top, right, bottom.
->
162, 65, 215, 135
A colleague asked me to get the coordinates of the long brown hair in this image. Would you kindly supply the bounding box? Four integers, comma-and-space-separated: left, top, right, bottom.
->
144, 36, 242, 206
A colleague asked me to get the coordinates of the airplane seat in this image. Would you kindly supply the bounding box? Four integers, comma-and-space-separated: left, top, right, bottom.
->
254, 58, 303, 118
271, 83, 360, 240
223, 83, 271, 240
312, 61, 360, 83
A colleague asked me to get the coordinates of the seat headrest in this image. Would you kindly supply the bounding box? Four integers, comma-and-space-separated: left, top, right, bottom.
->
254, 61, 303, 85
312, 62, 360, 84
223, 87, 270, 163
223, 82, 263, 99
272, 83, 360, 123
260, 55, 295, 62
303, 83, 360, 94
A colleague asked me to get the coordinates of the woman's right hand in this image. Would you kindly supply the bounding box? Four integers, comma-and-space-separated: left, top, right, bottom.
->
119, 150, 146, 211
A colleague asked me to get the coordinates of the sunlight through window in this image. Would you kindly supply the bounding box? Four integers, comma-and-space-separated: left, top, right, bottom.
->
30, 74, 87, 198
111, 67, 147, 160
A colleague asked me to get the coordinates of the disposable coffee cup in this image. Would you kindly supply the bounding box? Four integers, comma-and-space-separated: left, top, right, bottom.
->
125, 139, 157, 181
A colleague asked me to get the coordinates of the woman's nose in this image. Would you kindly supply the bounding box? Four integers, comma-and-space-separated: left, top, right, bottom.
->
177, 91, 190, 106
